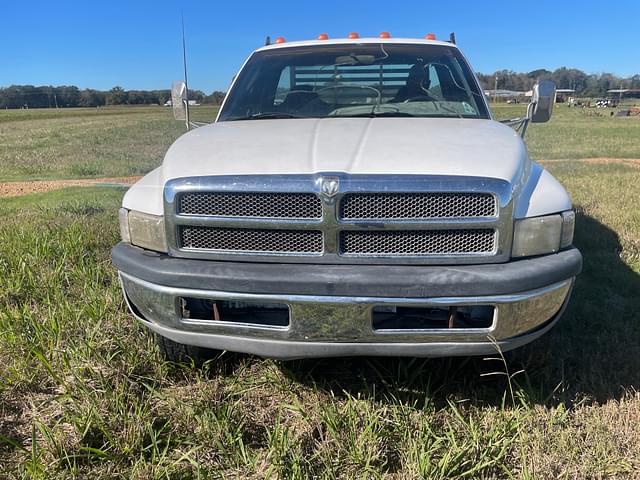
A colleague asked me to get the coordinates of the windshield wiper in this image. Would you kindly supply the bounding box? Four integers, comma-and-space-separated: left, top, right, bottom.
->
229, 112, 304, 121
434, 104, 465, 119
336, 111, 415, 118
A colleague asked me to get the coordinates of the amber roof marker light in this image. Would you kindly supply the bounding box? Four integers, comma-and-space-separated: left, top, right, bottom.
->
317, 33, 329, 40
348, 32, 360, 39
275, 36, 286, 44
379, 32, 391, 38
425, 33, 436, 40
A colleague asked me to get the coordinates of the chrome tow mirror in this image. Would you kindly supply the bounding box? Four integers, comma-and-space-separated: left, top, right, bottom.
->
529, 80, 556, 123
500, 80, 556, 137
171, 80, 189, 129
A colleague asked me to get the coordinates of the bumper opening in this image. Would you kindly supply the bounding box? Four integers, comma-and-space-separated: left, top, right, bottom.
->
372, 305, 494, 330
180, 297, 290, 327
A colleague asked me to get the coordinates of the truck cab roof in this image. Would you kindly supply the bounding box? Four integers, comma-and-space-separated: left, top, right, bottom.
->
256, 37, 458, 52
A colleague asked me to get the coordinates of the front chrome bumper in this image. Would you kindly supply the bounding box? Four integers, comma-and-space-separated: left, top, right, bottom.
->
118, 271, 574, 359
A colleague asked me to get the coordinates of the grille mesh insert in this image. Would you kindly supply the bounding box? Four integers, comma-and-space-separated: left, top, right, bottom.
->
340, 229, 495, 256
180, 226, 323, 254
178, 192, 322, 219
340, 192, 496, 220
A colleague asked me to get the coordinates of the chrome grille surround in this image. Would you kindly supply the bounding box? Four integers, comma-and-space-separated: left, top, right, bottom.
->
164, 174, 513, 265
178, 192, 322, 219
340, 192, 496, 220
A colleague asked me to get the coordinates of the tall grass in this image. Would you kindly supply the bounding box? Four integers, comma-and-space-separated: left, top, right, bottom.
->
1, 164, 639, 477
1, 102, 639, 477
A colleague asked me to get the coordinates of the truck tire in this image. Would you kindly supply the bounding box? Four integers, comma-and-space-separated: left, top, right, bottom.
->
154, 333, 220, 365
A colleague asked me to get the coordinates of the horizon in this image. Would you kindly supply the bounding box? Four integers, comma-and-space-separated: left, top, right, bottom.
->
2, 61, 638, 95
2, 62, 639, 94
2, 0, 639, 92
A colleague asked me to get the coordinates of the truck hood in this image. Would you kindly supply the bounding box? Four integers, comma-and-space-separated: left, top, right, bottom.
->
161, 117, 528, 184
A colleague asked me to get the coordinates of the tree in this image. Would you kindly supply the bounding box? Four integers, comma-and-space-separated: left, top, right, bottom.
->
79, 89, 106, 107
204, 90, 226, 105
54, 86, 81, 107
106, 86, 127, 105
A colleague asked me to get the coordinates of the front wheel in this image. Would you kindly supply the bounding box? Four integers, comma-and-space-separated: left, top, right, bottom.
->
154, 333, 220, 365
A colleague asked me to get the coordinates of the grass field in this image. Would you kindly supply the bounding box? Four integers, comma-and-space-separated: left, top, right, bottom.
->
1, 104, 639, 183
0, 106, 218, 182
0, 105, 639, 478
493, 103, 640, 160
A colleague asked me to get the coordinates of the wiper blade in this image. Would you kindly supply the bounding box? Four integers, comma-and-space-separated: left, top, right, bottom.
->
336, 111, 415, 118
434, 104, 464, 119
230, 112, 303, 120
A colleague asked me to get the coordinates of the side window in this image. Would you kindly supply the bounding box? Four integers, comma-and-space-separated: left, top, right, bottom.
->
273, 66, 292, 105
428, 64, 442, 98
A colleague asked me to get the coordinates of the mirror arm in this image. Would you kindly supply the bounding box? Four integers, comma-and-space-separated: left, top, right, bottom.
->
499, 100, 536, 138
519, 101, 536, 137
499, 116, 530, 137
183, 99, 190, 130
519, 117, 530, 137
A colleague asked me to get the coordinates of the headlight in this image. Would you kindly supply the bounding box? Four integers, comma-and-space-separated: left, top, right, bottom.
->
119, 208, 168, 253
512, 210, 575, 258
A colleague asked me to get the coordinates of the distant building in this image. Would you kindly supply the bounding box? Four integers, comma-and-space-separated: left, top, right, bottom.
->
606, 89, 640, 99
164, 99, 200, 106
523, 88, 574, 102
484, 89, 527, 103
484, 89, 526, 98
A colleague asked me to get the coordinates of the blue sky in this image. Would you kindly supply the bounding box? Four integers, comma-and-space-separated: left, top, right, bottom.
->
2, 0, 639, 92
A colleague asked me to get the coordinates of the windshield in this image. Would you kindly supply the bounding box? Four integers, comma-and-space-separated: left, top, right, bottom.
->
218, 43, 489, 121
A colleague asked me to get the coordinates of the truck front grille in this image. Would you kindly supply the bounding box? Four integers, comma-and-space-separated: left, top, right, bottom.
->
340, 192, 496, 220
166, 175, 512, 265
340, 229, 496, 256
178, 192, 322, 219
180, 226, 323, 254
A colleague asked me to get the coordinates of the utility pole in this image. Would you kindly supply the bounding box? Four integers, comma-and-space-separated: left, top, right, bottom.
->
494, 74, 498, 104
619, 81, 624, 105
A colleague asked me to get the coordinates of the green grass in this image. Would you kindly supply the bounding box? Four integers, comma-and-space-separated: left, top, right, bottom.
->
0, 104, 638, 182
1, 165, 639, 477
0, 106, 219, 182
491, 104, 640, 160
0, 106, 639, 477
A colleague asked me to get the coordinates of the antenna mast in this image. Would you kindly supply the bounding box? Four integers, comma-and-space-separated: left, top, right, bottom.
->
181, 12, 190, 129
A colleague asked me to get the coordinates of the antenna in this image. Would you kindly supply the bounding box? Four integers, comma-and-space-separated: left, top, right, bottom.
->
265, 35, 271, 46
181, 12, 190, 129
449, 32, 456, 44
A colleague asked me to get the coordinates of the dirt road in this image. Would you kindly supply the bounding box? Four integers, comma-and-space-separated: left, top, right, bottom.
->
0, 177, 141, 198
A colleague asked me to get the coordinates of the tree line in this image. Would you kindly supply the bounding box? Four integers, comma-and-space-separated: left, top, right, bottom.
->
0, 85, 226, 109
477, 67, 640, 96
3, 67, 639, 109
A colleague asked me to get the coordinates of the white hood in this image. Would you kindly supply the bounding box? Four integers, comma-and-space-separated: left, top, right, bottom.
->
161, 117, 528, 184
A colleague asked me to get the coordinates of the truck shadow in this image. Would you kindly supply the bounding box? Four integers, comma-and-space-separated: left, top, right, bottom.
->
280, 212, 640, 407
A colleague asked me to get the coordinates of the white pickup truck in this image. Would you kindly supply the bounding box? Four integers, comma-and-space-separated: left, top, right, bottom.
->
112, 34, 582, 362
